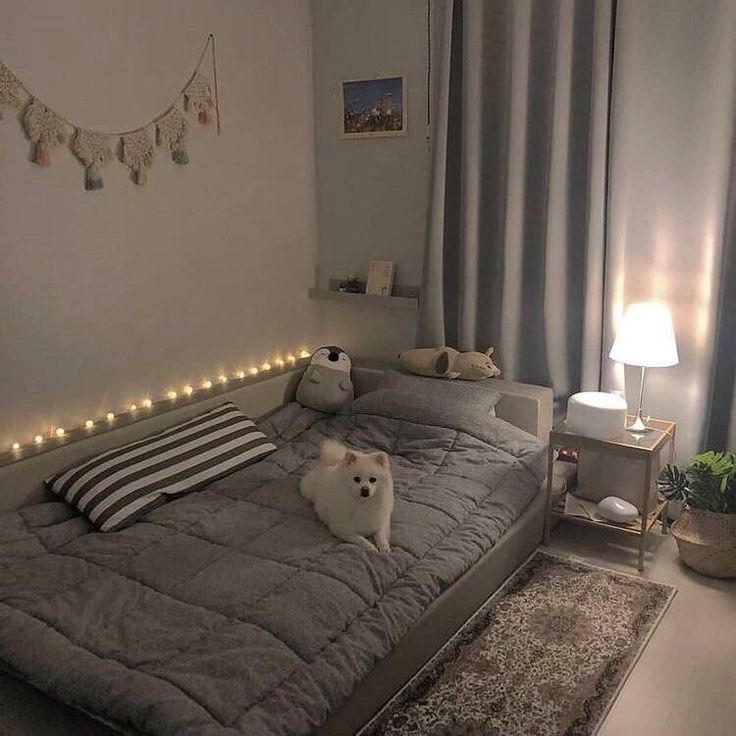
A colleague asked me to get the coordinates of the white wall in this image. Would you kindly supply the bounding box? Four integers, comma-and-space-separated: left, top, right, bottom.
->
0, 1, 319, 447
311, 0, 430, 359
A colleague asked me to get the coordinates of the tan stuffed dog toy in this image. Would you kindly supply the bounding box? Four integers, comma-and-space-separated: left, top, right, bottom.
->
398, 347, 501, 381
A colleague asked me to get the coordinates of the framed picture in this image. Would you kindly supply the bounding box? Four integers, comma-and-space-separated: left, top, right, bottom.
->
365, 261, 396, 296
340, 76, 406, 139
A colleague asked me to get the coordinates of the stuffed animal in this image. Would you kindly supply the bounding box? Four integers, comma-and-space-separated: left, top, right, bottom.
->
398, 346, 501, 381
296, 346, 355, 412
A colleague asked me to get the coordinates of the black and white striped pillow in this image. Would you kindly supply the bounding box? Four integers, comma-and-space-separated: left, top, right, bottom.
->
46, 402, 276, 532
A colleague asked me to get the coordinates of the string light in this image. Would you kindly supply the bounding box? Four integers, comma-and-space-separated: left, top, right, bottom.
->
10, 347, 309, 460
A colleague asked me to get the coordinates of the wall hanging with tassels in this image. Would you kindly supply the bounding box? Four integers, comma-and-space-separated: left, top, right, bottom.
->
0, 34, 220, 190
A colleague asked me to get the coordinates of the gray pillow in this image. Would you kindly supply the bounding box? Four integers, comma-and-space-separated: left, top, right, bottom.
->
347, 389, 542, 457
380, 369, 500, 416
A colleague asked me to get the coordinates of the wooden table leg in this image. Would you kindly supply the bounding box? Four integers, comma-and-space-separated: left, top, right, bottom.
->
638, 456, 653, 571
543, 443, 555, 545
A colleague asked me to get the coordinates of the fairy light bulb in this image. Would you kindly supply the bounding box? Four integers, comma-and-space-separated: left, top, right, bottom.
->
106, 412, 115, 422
249, 367, 259, 376
142, 398, 153, 409
261, 362, 271, 371
202, 379, 213, 390
275, 358, 285, 368
219, 375, 228, 384
11, 442, 20, 451
167, 391, 178, 400
34, 435, 43, 445
129, 404, 138, 412
85, 419, 94, 429
183, 385, 194, 396
299, 350, 310, 359
287, 354, 296, 364
236, 370, 246, 379
55, 427, 65, 438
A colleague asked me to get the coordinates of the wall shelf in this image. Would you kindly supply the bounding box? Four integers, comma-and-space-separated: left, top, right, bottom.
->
309, 280, 420, 310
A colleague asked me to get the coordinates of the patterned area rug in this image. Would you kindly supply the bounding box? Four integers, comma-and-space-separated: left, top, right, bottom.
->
361, 552, 675, 736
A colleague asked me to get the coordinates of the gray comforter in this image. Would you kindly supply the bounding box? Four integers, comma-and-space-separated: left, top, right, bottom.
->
0, 391, 545, 736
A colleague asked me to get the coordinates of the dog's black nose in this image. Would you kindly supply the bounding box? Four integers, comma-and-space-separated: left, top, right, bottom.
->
328, 351, 339, 362
360, 487, 370, 497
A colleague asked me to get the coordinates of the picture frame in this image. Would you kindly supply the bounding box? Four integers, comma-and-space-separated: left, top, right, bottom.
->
365, 260, 396, 297
339, 76, 407, 139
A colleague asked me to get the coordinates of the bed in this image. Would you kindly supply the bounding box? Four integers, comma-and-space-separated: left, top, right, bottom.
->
0, 363, 552, 736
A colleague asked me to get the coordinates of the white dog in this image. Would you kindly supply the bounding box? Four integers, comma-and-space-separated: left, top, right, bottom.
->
300, 439, 394, 552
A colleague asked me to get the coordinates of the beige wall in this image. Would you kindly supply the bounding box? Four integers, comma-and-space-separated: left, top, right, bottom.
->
0, 1, 319, 448
311, 0, 430, 358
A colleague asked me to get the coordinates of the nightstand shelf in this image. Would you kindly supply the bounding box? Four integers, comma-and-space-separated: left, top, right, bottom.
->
550, 495, 668, 537
544, 416, 676, 571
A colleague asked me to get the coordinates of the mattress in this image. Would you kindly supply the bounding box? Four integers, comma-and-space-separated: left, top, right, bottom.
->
0, 391, 545, 736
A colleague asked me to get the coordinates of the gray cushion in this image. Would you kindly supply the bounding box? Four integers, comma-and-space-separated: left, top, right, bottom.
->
380, 369, 501, 416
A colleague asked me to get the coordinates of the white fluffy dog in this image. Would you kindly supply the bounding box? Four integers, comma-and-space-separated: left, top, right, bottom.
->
300, 439, 394, 552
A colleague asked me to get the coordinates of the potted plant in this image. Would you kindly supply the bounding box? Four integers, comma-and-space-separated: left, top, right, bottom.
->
657, 451, 736, 578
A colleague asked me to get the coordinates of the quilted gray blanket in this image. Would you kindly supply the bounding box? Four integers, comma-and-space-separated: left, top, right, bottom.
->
0, 391, 545, 736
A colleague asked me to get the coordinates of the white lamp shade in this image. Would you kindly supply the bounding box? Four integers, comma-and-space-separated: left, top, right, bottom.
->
609, 301, 679, 367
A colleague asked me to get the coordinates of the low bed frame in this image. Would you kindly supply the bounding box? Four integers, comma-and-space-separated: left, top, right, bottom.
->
0, 363, 552, 736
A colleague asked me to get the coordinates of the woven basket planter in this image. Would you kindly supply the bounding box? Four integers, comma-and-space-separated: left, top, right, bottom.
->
671, 507, 736, 578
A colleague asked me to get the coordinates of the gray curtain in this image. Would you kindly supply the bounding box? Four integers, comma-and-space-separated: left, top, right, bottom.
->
419, 0, 614, 417
420, 0, 736, 456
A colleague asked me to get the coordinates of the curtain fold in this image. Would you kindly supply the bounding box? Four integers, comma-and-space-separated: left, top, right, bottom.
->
419, 0, 613, 416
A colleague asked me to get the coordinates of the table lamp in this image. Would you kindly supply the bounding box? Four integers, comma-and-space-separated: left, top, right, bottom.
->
609, 301, 678, 432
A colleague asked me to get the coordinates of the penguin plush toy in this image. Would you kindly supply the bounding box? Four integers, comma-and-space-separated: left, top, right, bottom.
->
296, 346, 354, 413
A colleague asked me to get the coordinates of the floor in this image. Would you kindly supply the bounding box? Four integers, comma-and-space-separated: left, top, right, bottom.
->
548, 519, 736, 736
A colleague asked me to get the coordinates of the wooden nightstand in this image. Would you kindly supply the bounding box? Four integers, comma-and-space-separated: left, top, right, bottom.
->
543, 417, 676, 571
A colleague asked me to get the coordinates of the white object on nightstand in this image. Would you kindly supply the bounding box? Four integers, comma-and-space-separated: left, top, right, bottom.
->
566, 391, 627, 440
597, 496, 639, 523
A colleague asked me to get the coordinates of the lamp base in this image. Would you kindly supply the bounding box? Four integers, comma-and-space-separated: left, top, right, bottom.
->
626, 410, 652, 434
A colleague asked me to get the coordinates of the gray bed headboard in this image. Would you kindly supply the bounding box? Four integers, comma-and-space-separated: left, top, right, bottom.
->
0, 364, 552, 514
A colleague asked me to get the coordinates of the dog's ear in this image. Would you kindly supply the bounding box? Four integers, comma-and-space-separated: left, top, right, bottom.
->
343, 451, 358, 465
372, 451, 389, 468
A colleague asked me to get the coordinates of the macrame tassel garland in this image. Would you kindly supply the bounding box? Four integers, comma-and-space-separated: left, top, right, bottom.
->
156, 108, 190, 165
121, 130, 154, 185
72, 129, 113, 190
1, 34, 219, 189
23, 99, 66, 167
184, 73, 214, 125
0, 61, 23, 119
